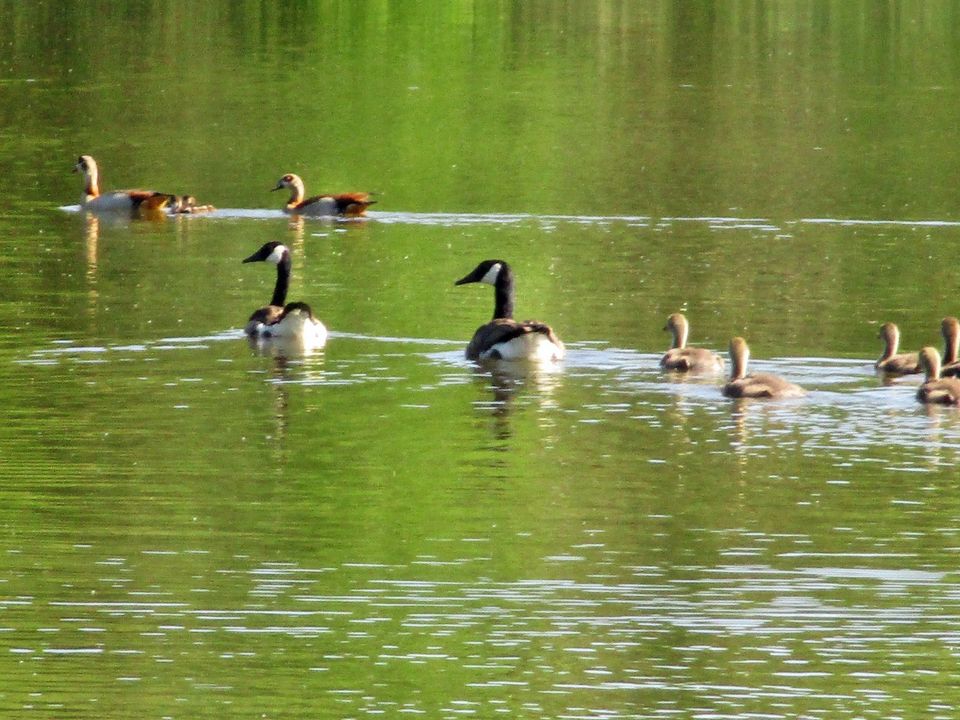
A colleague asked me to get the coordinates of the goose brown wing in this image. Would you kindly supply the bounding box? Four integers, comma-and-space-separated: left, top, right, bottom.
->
299, 192, 375, 214
466, 319, 558, 359
524, 321, 562, 346
128, 190, 176, 210
919, 379, 960, 405
248, 304, 284, 326
662, 347, 723, 372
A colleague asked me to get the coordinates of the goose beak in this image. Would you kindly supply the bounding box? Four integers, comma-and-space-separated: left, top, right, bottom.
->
454, 275, 473, 286
270, 182, 282, 192
241, 253, 258, 264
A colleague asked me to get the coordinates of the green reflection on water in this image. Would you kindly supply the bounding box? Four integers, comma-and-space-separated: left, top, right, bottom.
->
2, 2, 960, 718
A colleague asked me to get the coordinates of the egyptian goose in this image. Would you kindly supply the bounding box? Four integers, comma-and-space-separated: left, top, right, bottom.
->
272, 173, 375, 217
73, 155, 180, 213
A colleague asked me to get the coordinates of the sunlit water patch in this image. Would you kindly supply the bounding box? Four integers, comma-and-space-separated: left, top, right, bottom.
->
16, 332, 960, 469
801, 217, 960, 228
3, 539, 960, 718
60, 204, 960, 240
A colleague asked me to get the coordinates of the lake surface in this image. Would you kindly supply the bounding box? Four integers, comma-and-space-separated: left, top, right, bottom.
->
3, 2, 960, 718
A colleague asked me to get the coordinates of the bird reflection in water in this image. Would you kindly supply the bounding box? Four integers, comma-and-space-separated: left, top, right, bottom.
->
247, 330, 327, 359
81, 210, 172, 324
84, 213, 100, 320
252, 349, 328, 464
471, 359, 563, 444
919, 401, 960, 470
726, 398, 803, 470
285, 209, 372, 257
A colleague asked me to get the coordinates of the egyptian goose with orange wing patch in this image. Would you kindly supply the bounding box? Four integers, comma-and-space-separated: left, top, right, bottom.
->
73, 155, 200, 214
272, 173, 375, 217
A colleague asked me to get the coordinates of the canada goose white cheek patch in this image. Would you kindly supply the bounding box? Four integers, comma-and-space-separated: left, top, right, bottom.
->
480, 263, 502, 285
266, 245, 288, 264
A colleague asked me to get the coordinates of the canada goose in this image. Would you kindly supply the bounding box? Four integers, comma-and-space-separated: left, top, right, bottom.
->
721, 337, 805, 399
272, 173, 375, 217
170, 195, 216, 214
875, 322, 920, 374
939, 316, 960, 377
917, 346, 960, 405
73, 154, 179, 213
241, 241, 327, 345
660, 312, 724, 373
455, 259, 565, 362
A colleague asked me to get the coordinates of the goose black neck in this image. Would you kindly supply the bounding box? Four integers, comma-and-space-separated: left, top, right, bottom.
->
272, 254, 291, 307
492, 267, 515, 320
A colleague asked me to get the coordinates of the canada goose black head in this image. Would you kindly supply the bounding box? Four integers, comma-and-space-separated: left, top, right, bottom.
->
242, 241, 289, 266
455, 259, 509, 287
456, 259, 516, 321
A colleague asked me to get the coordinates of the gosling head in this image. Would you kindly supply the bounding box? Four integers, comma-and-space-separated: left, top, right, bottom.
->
878, 322, 900, 346
941, 316, 960, 338
919, 346, 942, 380
728, 336, 750, 379
664, 313, 689, 347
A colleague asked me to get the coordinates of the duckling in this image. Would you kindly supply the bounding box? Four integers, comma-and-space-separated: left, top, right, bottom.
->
721, 337, 805, 399
660, 312, 724, 373
917, 346, 960, 405
169, 195, 216, 214
272, 173, 375, 217
875, 322, 920, 375
455, 259, 565, 362
73, 154, 180, 213
939, 316, 960, 377
241, 241, 327, 345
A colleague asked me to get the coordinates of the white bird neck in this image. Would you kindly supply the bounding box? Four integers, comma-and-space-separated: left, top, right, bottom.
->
286, 176, 306, 206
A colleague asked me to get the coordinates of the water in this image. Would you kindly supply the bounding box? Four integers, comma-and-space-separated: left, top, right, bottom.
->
3, 2, 960, 718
